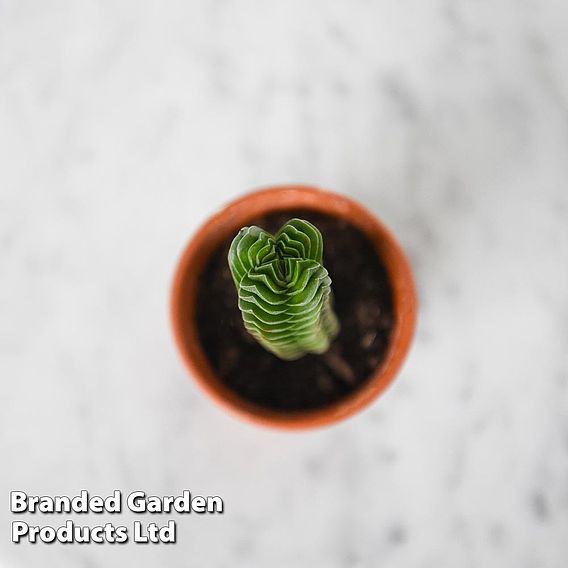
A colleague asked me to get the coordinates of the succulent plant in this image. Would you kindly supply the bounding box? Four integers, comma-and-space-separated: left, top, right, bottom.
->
228, 218, 340, 360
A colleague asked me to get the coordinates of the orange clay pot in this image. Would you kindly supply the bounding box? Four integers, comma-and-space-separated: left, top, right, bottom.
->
170, 185, 417, 430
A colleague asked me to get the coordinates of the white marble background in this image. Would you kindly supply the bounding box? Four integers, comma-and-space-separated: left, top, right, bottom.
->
1, 0, 567, 566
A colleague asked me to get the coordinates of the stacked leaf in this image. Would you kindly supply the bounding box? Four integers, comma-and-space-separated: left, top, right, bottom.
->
228, 218, 340, 360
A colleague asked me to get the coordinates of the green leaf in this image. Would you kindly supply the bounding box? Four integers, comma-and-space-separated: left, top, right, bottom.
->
228, 218, 340, 360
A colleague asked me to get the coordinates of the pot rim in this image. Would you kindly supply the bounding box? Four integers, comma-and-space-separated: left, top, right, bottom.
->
170, 185, 417, 430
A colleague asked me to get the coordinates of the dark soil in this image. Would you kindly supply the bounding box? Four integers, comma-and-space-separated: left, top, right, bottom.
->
195, 210, 394, 412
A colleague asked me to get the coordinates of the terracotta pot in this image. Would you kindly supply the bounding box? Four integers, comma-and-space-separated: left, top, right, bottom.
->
170, 185, 417, 429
